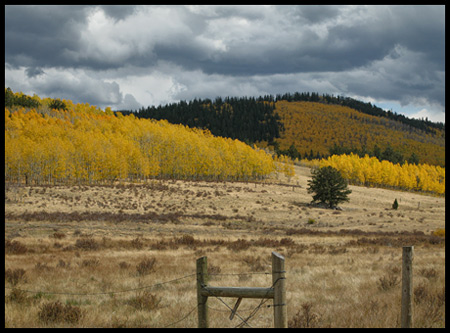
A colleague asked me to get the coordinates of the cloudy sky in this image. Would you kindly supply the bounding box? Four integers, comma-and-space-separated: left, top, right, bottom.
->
5, 5, 445, 123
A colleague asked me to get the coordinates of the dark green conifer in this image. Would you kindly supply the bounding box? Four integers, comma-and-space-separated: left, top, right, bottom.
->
307, 166, 352, 209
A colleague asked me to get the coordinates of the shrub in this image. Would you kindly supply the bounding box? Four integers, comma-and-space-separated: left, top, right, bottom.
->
289, 302, 321, 328
52, 232, 66, 239
243, 256, 266, 272
130, 237, 144, 250
127, 291, 161, 311
5, 240, 28, 254
119, 261, 130, 269
174, 234, 196, 247
7, 288, 29, 303
432, 228, 445, 237
419, 268, 439, 280
80, 259, 100, 268
136, 257, 156, 276
208, 264, 222, 275
378, 273, 400, 291
280, 237, 296, 247
57, 259, 70, 268
35, 262, 52, 271
5, 268, 26, 286
413, 283, 445, 326
392, 198, 399, 210
414, 282, 429, 304
38, 301, 82, 324
75, 237, 100, 251
226, 238, 251, 252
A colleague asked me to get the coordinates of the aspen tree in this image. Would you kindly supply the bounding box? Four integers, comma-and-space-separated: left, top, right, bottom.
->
5, 95, 284, 184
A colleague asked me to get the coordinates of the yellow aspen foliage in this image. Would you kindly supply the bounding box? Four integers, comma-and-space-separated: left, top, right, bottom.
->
320, 153, 444, 195
5, 95, 288, 184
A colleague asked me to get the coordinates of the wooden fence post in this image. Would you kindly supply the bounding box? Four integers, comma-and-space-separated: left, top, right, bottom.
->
401, 246, 414, 328
272, 252, 287, 328
197, 256, 209, 328
197, 252, 287, 328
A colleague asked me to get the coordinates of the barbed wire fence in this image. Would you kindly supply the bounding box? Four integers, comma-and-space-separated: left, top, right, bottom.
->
5, 270, 278, 328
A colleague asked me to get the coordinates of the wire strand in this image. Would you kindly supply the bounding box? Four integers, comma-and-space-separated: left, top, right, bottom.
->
4, 273, 196, 296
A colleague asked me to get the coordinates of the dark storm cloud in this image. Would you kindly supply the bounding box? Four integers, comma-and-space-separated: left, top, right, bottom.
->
5, 5, 88, 68
195, 5, 444, 77
5, 5, 444, 75
4, 5, 445, 121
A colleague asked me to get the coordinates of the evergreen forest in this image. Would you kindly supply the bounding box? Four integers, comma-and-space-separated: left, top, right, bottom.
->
119, 96, 282, 144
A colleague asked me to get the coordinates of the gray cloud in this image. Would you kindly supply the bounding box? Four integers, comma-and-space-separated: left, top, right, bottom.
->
100, 5, 138, 21
5, 5, 88, 68
4, 5, 445, 122
25, 67, 45, 78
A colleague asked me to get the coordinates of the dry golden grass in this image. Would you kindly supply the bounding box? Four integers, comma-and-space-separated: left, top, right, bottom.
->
4, 166, 445, 327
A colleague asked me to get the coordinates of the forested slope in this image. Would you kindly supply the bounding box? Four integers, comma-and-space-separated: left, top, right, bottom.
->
117, 92, 444, 167
271, 101, 445, 167
274, 92, 444, 135
5, 89, 292, 185
120, 96, 282, 144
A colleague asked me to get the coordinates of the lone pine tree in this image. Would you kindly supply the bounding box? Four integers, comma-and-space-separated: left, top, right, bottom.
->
307, 166, 352, 209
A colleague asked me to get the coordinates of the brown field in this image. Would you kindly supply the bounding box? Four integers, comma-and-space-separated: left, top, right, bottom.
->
4, 165, 445, 328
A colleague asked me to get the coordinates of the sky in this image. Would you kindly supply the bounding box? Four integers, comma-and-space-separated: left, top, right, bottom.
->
4, 5, 445, 123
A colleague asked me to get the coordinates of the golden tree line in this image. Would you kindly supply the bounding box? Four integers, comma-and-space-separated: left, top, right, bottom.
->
305, 153, 445, 195
5, 103, 294, 185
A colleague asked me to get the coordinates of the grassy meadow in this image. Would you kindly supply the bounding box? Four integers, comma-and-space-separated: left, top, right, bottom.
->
4, 165, 445, 328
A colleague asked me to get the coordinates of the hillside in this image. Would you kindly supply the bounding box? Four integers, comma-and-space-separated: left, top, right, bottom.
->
116, 92, 445, 167
271, 100, 445, 167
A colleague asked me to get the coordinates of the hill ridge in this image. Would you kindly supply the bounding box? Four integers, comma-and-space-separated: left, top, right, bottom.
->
116, 93, 444, 167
